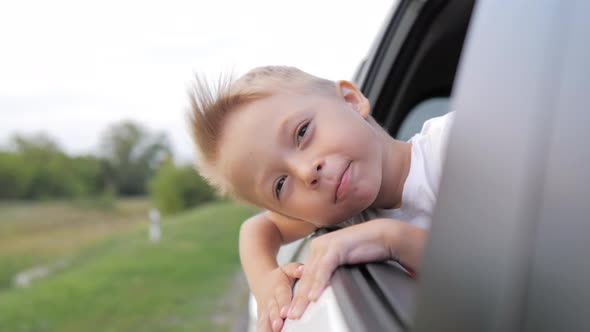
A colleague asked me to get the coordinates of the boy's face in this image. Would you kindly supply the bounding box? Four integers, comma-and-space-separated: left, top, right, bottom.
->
218, 82, 384, 226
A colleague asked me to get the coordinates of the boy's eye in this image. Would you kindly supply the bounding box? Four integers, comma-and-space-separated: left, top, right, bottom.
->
274, 176, 286, 200
296, 122, 309, 145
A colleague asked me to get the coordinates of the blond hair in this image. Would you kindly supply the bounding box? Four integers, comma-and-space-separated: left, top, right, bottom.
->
188, 66, 336, 200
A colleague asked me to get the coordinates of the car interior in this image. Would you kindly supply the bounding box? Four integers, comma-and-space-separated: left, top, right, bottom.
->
367, 0, 474, 139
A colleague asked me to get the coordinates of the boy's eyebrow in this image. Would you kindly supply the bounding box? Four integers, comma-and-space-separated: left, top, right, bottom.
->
278, 114, 294, 139
278, 108, 311, 137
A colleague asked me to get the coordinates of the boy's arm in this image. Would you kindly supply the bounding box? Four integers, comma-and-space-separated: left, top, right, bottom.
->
239, 210, 316, 332
288, 218, 428, 319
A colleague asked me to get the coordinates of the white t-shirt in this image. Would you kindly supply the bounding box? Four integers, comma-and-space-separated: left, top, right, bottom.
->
337, 112, 454, 230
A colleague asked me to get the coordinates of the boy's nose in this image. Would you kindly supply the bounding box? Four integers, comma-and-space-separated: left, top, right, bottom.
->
297, 160, 323, 189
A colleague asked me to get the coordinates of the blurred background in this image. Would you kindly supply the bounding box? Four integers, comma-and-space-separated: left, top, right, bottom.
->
0, 0, 391, 331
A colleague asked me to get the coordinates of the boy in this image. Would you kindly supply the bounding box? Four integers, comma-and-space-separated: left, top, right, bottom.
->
189, 66, 453, 332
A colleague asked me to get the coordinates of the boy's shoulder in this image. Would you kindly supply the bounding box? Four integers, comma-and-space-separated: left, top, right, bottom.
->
409, 112, 455, 188
413, 111, 454, 151
418, 111, 455, 139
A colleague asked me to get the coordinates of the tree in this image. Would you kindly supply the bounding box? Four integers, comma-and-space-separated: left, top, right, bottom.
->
0, 134, 105, 199
8, 134, 68, 199
10, 133, 61, 155
149, 159, 216, 215
0, 151, 30, 199
100, 121, 171, 196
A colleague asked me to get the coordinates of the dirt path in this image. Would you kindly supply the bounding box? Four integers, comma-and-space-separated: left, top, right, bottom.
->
211, 270, 252, 332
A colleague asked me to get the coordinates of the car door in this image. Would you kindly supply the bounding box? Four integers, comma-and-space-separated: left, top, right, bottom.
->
414, 1, 590, 331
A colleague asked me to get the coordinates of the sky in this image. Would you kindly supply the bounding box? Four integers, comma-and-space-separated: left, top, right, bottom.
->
0, 0, 394, 162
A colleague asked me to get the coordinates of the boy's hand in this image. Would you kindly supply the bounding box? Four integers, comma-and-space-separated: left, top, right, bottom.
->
287, 220, 398, 319
255, 262, 304, 332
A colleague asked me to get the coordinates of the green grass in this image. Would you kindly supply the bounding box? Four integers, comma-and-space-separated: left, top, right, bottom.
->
0, 201, 257, 332
0, 198, 151, 289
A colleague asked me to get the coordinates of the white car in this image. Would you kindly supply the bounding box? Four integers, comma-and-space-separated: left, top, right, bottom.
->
248, 0, 590, 331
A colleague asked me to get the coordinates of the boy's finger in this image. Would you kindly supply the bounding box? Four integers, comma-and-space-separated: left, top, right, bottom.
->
288, 296, 311, 319
289, 262, 317, 316
271, 319, 283, 332
275, 286, 292, 319
287, 291, 303, 319
290, 280, 308, 307
257, 311, 271, 332
268, 300, 282, 332
308, 265, 333, 301
279, 304, 289, 319
284, 260, 318, 320
308, 279, 328, 302
288, 284, 310, 319
281, 262, 304, 280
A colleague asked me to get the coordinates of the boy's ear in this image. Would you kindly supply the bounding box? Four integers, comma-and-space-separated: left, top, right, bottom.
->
336, 80, 370, 119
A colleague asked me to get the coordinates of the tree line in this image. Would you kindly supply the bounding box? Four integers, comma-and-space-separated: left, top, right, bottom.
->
0, 121, 216, 214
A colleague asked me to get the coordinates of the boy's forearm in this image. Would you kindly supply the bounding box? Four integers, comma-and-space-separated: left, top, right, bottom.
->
239, 212, 283, 296
334, 218, 428, 270
380, 218, 428, 270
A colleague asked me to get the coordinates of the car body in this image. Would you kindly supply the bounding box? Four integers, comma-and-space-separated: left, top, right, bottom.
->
248, 0, 590, 331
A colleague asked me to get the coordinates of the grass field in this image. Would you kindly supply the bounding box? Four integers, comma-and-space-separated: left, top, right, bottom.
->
0, 199, 152, 289
0, 199, 257, 332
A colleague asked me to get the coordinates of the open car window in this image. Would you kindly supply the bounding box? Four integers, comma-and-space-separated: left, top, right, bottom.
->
320, 0, 475, 331
275, 0, 475, 331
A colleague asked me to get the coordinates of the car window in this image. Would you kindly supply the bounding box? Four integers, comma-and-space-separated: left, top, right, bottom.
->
395, 97, 450, 141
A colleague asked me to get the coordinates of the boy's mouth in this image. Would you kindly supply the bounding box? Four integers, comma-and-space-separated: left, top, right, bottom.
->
335, 161, 352, 203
